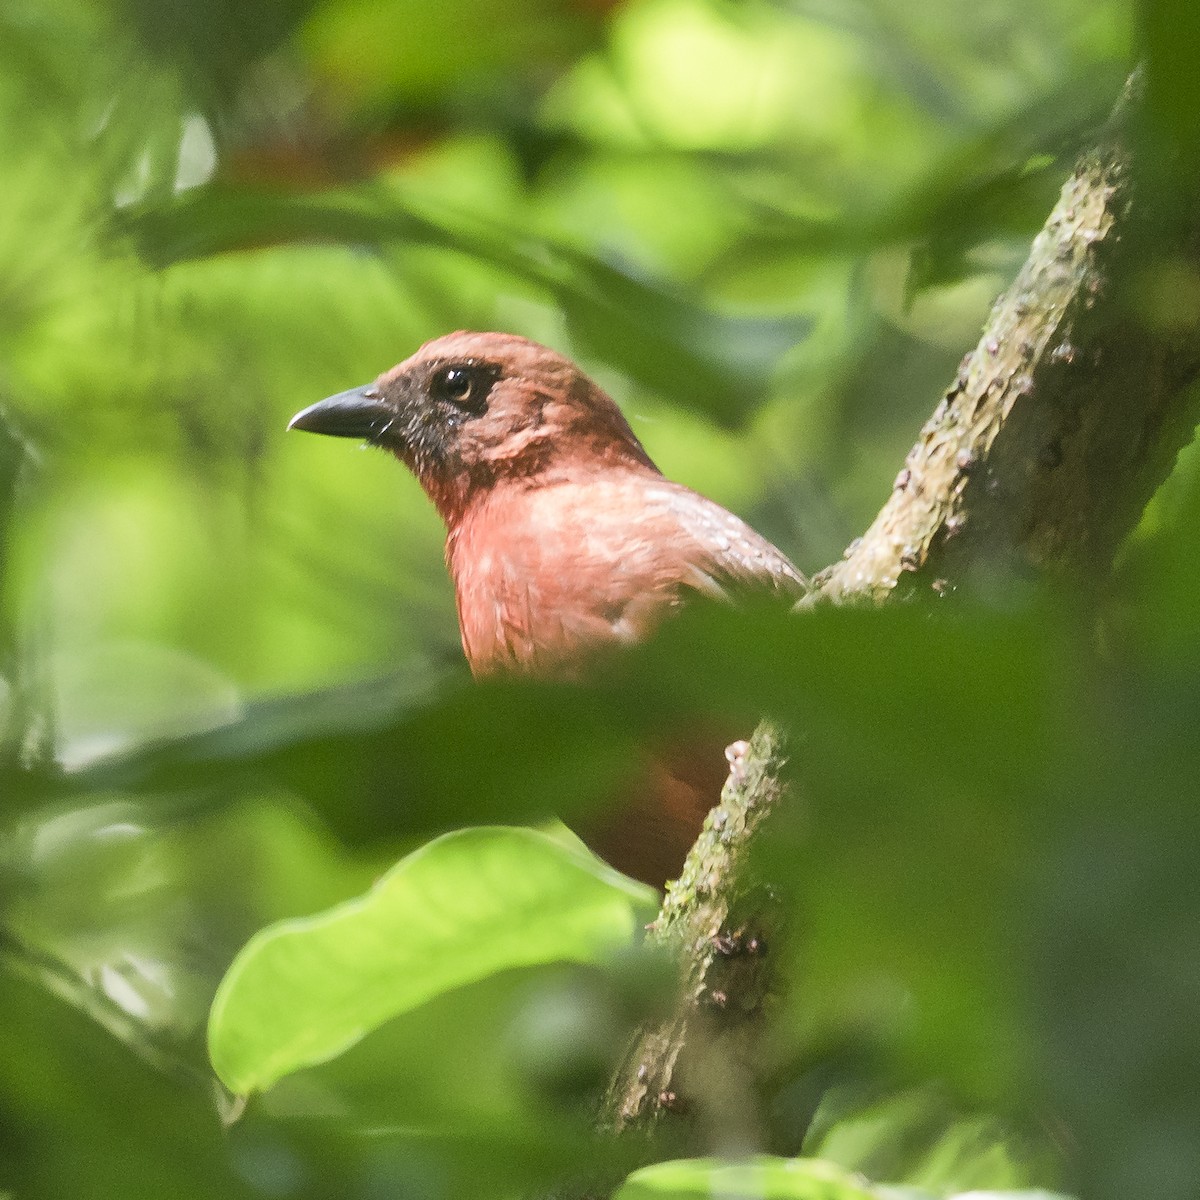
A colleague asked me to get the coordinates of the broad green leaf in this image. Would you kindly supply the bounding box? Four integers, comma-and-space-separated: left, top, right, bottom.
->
945, 1194, 1075, 1200
616, 1156, 1074, 1200
615, 1156, 888, 1200
208, 827, 655, 1094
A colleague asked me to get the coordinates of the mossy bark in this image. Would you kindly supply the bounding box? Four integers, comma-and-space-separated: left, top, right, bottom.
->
599, 71, 1200, 1139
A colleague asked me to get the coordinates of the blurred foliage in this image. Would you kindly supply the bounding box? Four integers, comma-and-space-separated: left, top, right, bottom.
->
2, 0, 1199, 1197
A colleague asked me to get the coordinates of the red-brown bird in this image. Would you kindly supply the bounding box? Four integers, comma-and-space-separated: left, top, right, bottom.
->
290, 331, 806, 884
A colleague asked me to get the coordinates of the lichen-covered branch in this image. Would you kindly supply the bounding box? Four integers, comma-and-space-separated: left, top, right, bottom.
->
599, 74, 1200, 1140
818, 80, 1200, 603
600, 722, 789, 1140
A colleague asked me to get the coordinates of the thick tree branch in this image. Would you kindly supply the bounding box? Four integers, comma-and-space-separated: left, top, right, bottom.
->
600, 722, 788, 1138
820, 79, 1200, 603
600, 74, 1200, 1140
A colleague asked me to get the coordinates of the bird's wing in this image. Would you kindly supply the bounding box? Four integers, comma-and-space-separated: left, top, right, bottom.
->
649, 483, 808, 606
451, 475, 806, 677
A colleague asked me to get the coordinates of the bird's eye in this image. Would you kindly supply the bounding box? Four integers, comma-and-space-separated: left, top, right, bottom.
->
439, 368, 471, 401
429, 361, 498, 416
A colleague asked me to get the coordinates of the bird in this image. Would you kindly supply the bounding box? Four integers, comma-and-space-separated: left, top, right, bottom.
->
289, 331, 806, 885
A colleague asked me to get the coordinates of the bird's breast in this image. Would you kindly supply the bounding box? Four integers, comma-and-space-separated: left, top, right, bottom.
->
444, 472, 804, 678
445, 478, 688, 678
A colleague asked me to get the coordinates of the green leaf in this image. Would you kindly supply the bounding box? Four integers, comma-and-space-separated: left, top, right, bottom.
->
208, 827, 655, 1094
616, 1157, 1075, 1200
122, 185, 810, 425
615, 1156, 888, 1200
944, 1194, 1075, 1200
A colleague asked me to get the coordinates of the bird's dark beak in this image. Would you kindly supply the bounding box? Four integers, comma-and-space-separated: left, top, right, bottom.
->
288, 386, 393, 440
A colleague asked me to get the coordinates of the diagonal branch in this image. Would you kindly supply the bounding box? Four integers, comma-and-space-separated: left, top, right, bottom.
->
600, 70, 1200, 1140
820, 74, 1200, 604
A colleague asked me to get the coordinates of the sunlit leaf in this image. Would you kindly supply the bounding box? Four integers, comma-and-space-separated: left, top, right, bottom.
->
615, 1156, 893, 1199
208, 826, 655, 1094
617, 1155, 1075, 1200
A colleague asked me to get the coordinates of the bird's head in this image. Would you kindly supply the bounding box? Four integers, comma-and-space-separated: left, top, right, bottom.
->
289, 331, 657, 525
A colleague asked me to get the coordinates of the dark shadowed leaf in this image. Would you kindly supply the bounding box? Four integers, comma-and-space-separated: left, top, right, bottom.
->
0, 964, 254, 1199
122, 185, 811, 423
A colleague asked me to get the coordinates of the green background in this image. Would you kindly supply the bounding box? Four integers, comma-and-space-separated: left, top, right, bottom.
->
1, 0, 1197, 1198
